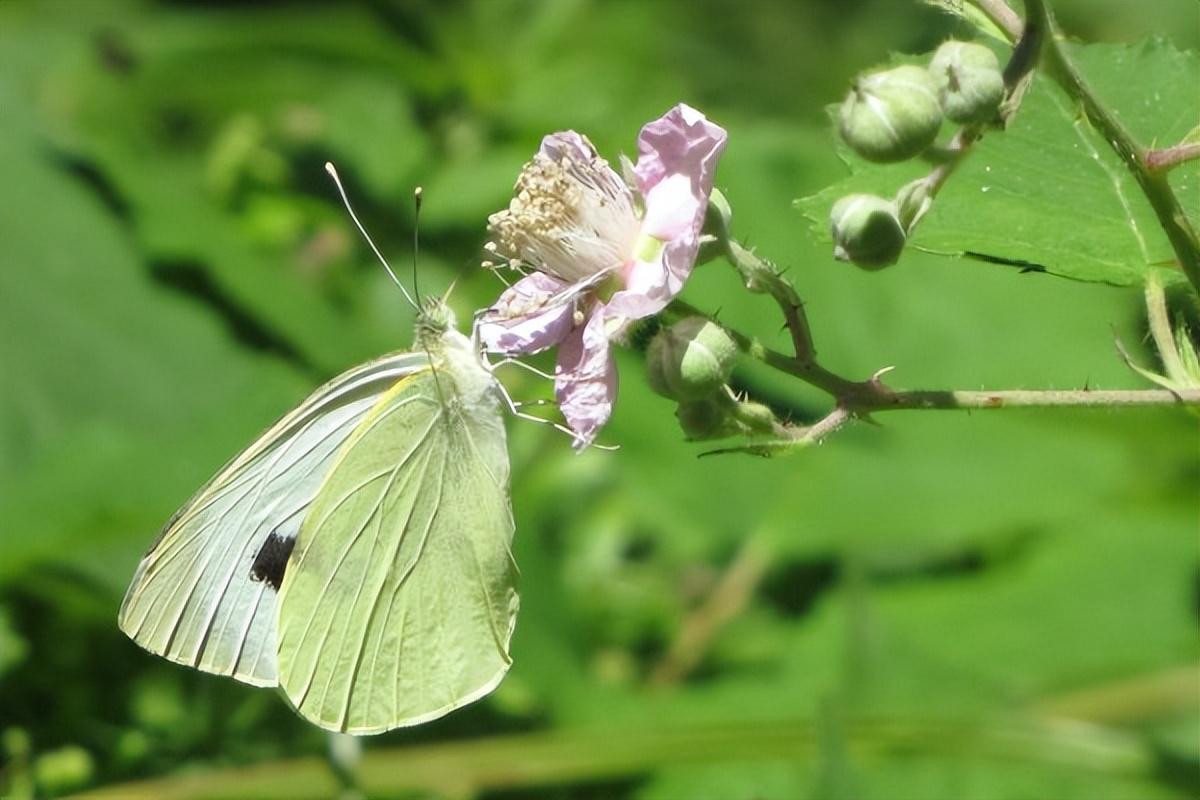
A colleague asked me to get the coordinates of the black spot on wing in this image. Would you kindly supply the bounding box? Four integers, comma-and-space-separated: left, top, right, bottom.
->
250, 531, 296, 592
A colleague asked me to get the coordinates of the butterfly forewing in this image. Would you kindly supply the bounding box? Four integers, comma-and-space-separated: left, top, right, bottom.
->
118, 353, 429, 686
276, 337, 518, 733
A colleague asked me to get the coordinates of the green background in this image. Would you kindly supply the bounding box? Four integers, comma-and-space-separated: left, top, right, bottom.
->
0, 1, 1196, 798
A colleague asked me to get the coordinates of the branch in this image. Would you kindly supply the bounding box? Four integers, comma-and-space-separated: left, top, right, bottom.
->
866, 387, 1200, 411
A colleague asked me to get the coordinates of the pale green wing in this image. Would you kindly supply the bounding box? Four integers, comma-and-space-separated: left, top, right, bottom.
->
118, 352, 429, 687
275, 348, 517, 733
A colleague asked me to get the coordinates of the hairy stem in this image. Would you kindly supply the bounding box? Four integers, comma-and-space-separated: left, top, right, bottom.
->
1144, 271, 1187, 384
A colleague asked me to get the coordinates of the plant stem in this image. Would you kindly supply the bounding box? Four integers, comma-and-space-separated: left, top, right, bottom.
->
1144, 270, 1187, 384
1145, 142, 1200, 173
973, 0, 1024, 37
867, 387, 1200, 411
674, 299, 1200, 415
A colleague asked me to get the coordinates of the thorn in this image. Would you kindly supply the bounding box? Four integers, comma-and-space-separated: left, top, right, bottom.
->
870, 365, 896, 386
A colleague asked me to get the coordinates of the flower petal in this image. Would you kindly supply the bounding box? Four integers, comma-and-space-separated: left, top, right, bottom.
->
634, 103, 728, 240
606, 233, 700, 320
538, 130, 599, 164
555, 310, 617, 449
603, 104, 728, 321
478, 273, 575, 355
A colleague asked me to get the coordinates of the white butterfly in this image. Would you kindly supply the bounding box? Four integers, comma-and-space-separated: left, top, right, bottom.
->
120, 168, 520, 734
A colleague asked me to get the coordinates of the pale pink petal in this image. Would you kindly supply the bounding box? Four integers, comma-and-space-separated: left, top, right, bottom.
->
634, 103, 727, 212
555, 310, 616, 449
538, 130, 599, 164
478, 272, 575, 355
639, 173, 702, 241
606, 233, 700, 321
606, 104, 728, 320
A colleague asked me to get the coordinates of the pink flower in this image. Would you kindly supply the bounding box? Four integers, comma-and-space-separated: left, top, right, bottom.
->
479, 104, 727, 448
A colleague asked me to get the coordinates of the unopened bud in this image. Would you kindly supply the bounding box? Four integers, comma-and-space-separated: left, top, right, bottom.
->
830, 194, 906, 269
838, 65, 943, 163
675, 395, 777, 441
676, 397, 733, 440
647, 317, 738, 401
929, 41, 1005, 124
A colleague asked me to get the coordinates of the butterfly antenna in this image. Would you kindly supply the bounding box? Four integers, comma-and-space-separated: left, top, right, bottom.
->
412, 186, 423, 306
324, 162, 418, 311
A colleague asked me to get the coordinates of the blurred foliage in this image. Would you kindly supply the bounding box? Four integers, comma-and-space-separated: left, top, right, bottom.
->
0, 1, 1197, 798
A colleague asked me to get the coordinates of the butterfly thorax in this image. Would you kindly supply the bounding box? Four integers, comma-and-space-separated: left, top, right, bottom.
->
415, 299, 503, 416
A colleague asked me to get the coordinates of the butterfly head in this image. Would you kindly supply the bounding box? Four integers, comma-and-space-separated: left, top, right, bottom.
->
414, 297, 456, 351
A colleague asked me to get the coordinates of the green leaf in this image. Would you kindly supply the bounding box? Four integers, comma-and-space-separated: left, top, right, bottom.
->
798, 40, 1200, 287
0, 75, 310, 590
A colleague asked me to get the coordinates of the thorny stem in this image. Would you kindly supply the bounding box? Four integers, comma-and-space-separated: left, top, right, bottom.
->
975, 0, 1200, 295
671, 297, 1200, 421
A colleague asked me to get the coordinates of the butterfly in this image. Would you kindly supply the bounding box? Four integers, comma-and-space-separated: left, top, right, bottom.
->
119, 169, 519, 734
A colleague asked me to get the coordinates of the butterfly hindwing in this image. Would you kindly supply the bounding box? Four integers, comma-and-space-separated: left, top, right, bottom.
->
118, 353, 430, 686
275, 336, 518, 733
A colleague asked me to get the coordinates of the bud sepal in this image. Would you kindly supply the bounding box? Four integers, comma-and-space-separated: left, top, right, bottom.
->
646, 317, 739, 401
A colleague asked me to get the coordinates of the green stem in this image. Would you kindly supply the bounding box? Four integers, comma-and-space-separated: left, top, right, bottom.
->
1144, 270, 1187, 384
1145, 142, 1200, 173
673, 299, 1200, 414
868, 387, 1200, 411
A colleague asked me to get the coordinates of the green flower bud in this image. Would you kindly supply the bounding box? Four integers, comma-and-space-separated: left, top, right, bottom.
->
646, 317, 738, 401
830, 194, 906, 269
929, 41, 1005, 124
838, 65, 943, 163
676, 397, 736, 440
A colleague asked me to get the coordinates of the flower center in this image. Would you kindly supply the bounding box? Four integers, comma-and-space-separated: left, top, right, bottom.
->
487, 138, 641, 283
632, 232, 666, 263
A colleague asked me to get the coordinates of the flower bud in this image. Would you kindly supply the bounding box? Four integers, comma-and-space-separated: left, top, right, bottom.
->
830, 194, 906, 269
929, 41, 1005, 124
675, 395, 777, 441
838, 65, 943, 163
676, 397, 734, 440
646, 317, 738, 401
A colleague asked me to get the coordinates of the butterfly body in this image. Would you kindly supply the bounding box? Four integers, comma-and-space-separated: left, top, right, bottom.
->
119, 301, 518, 733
